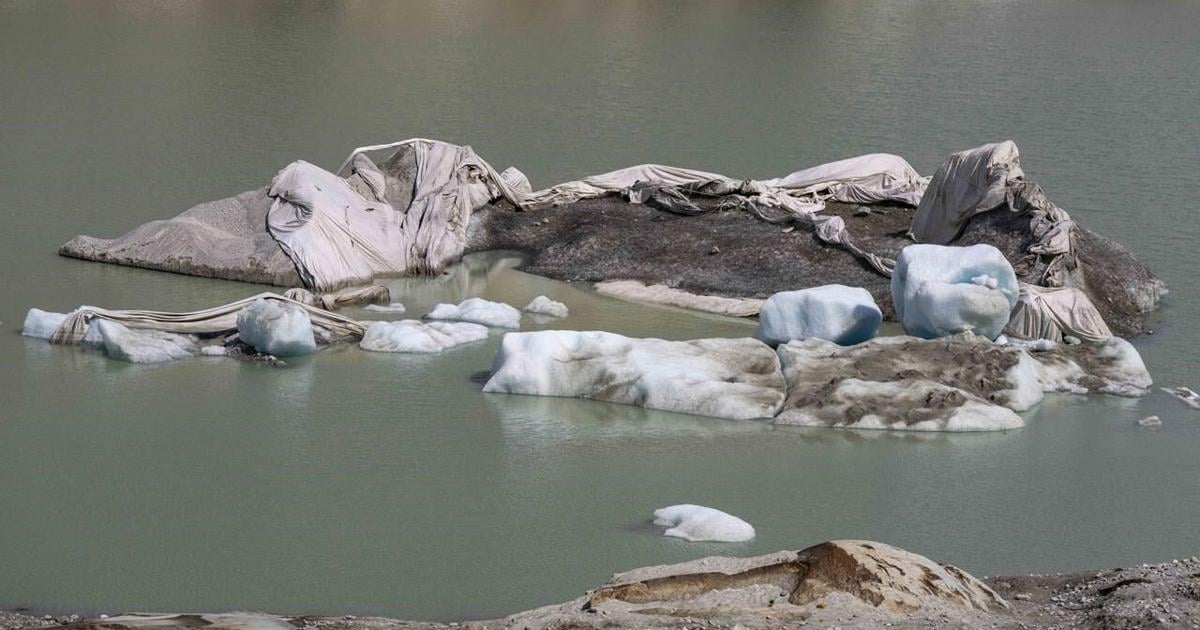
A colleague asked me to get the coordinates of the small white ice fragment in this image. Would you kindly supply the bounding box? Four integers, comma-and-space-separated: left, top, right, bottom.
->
359, 320, 489, 353
364, 303, 407, 314
652, 504, 755, 543
1162, 386, 1200, 409
522, 295, 568, 319
427, 297, 521, 328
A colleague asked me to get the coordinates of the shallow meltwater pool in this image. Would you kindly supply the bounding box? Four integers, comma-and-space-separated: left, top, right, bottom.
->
2, 0, 1199, 623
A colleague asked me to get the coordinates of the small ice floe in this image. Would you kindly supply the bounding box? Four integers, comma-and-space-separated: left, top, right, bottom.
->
1136, 415, 1163, 428
94, 320, 196, 364
1162, 386, 1200, 409
522, 295, 568, 319
359, 320, 488, 353
364, 302, 407, 314
200, 345, 227, 357
427, 297, 521, 328
22, 308, 68, 340
653, 505, 755, 543
236, 299, 316, 357
891, 244, 1019, 340
22, 307, 100, 343
754, 284, 881, 347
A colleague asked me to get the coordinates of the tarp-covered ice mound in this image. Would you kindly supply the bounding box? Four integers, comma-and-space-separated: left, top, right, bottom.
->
25, 293, 365, 350
59, 187, 304, 286
472, 141, 1163, 337
62, 138, 1163, 337
61, 138, 925, 291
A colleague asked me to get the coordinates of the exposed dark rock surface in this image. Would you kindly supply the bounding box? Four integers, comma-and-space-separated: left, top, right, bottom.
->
467, 197, 1164, 337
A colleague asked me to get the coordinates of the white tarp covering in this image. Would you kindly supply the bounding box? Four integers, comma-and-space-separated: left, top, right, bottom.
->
1005, 283, 1112, 342
517, 154, 926, 212
910, 141, 1024, 245
760, 152, 927, 204
267, 140, 508, 291
294, 140, 930, 290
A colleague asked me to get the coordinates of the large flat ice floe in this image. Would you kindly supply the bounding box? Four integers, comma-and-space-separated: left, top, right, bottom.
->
236, 299, 317, 357
426, 297, 522, 328
774, 334, 1152, 431
359, 320, 489, 353
482, 331, 785, 421
653, 504, 755, 543
481, 330, 1150, 430
891, 244, 1018, 340
754, 284, 881, 346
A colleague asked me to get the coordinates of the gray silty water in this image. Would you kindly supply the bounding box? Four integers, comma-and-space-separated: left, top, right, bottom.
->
1, 0, 1198, 622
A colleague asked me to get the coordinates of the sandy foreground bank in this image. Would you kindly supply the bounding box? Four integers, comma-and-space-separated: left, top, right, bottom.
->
5, 543, 1198, 630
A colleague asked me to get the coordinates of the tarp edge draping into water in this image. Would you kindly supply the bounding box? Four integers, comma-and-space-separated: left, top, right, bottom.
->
48, 292, 366, 346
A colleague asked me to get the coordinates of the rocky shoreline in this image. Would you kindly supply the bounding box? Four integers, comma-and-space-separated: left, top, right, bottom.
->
7, 542, 1198, 630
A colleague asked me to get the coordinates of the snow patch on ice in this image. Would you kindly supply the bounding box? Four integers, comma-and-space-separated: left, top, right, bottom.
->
236, 299, 316, 357
971, 274, 999, 289
522, 295, 568, 319
95, 320, 196, 363
892, 244, 1018, 340
653, 505, 755, 543
427, 297, 521, 328
359, 320, 489, 353
754, 284, 881, 346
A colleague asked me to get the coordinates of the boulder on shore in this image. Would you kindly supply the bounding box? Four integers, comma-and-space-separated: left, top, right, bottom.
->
505, 540, 1006, 628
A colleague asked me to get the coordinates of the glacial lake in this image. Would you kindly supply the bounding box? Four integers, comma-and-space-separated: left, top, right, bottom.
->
1, 0, 1198, 622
